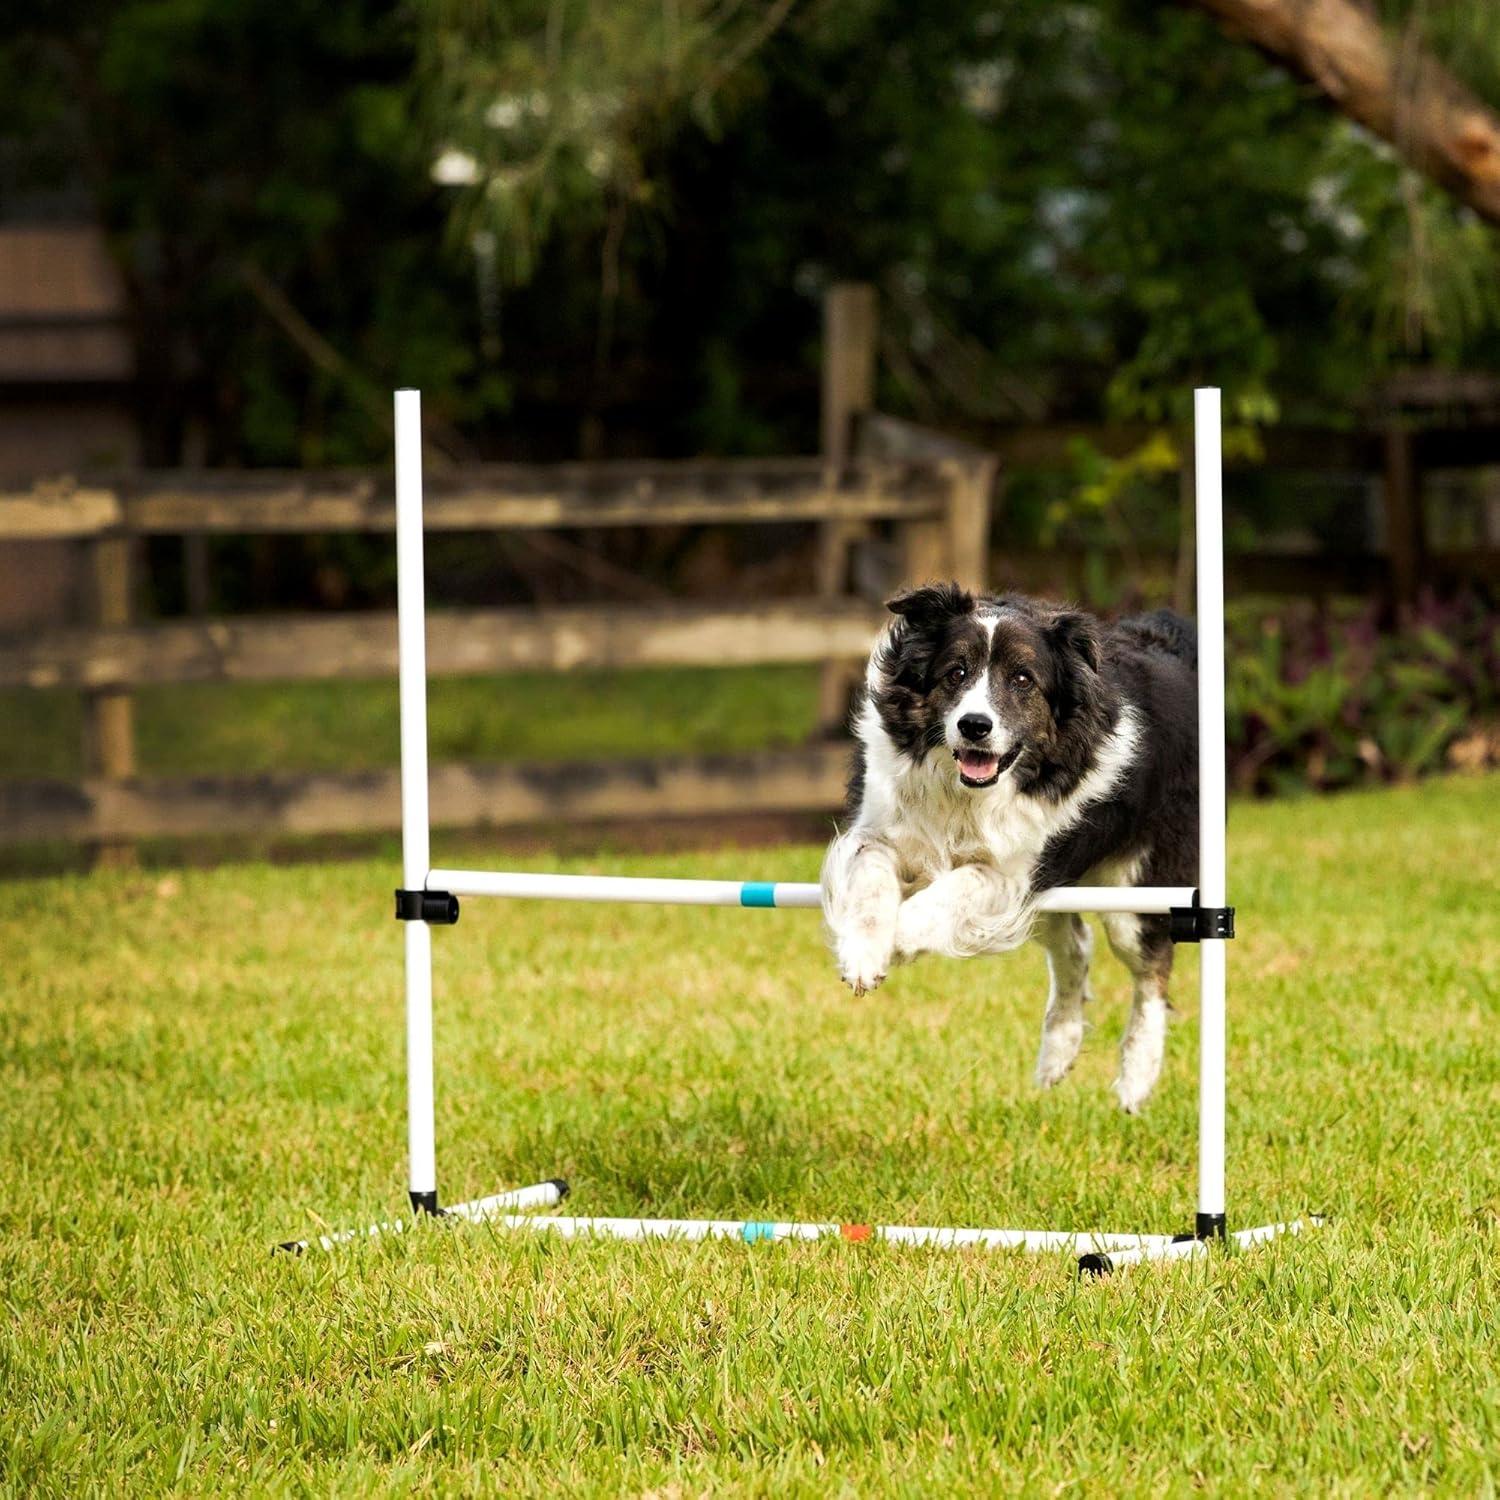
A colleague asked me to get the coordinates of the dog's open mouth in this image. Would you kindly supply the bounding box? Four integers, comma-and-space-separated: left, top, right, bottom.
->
953, 744, 1020, 788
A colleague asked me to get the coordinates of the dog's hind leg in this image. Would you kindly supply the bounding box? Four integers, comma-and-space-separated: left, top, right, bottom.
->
1101, 912, 1174, 1113
1033, 912, 1093, 1088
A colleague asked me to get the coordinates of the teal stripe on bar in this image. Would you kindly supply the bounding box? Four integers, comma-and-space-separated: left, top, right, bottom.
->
739, 882, 777, 908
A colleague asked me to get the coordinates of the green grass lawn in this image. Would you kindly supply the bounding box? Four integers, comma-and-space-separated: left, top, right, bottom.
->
3, 776, 1497, 1494
0, 666, 821, 779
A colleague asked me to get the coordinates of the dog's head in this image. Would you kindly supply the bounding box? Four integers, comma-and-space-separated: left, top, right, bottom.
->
869, 584, 1104, 789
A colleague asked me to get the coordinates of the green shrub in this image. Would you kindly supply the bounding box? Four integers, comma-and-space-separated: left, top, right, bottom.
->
1226, 592, 1499, 795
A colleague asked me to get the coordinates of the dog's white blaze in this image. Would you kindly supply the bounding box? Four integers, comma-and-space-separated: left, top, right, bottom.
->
959, 612, 1002, 738
946, 680, 1011, 754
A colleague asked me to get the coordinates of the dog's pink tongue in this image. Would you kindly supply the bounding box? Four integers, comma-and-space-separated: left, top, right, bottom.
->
958, 749, 999, 779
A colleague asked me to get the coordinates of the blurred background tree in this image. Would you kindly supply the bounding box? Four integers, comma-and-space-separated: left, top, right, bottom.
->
0, 0, 495, 467
5, 0, 1500, 465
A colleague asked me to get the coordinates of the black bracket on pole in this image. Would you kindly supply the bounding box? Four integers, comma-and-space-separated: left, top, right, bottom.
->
409, 1190, 442, 1216
1169, 896, 1235, 943
1165, 1212, 1230, 1248
395, 889, 460, 925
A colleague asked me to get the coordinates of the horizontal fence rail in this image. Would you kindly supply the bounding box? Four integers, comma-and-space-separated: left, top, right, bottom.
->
428, 870, 1198, 914
0, 459, 954, 541
0, 598, 885, 691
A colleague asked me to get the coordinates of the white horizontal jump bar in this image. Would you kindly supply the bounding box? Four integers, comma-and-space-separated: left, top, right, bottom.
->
428, 869, 1196, 915
469, 1213, 1180, 1254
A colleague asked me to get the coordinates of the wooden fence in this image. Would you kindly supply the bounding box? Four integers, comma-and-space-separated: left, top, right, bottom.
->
0, 411, 997, 855
23, 273, 1495, 862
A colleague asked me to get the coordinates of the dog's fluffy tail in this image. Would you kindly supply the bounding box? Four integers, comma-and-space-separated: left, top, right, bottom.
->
1113, 608, 1197, 667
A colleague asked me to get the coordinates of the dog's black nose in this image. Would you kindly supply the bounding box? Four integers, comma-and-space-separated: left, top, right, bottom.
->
957, 713, 993, 742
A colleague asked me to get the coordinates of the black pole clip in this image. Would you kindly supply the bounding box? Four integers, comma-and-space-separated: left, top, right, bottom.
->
395, 889, 460, 925
1168, 900, 1235, 943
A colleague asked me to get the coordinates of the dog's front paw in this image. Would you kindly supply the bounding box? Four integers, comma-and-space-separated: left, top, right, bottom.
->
837, 926, 894, 995
893, 887, 950, 958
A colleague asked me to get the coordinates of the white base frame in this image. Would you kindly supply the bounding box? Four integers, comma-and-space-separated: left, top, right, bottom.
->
426, 1209, 1318, 1264
278, 387, 1315, 1276
277, 1178, 567, 1255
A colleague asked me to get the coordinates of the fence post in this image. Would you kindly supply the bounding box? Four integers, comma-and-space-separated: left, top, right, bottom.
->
942, 458, 995, 594
182, 421, 212, 615
817, 282, 876, 736
83, 528, 136, 868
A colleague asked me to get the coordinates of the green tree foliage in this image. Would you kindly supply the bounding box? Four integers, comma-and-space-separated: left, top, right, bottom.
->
5, 0, 1500, 469
422, 0, 1500, 452
0, 0, 500, 465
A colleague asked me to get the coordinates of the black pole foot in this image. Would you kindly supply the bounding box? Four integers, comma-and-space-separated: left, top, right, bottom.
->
410, 1189, 441, 1216
1077, 1252, 1114, 1277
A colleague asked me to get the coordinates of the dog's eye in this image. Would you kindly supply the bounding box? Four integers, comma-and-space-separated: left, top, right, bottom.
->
1012, 670, 1033, 690
944, 665, 967, 687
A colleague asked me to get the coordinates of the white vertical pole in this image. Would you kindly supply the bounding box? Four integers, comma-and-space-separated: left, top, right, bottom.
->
395, 389, 438, 1212
1194, 387, 1227, 1236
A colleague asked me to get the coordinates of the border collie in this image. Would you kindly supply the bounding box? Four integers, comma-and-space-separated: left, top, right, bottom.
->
821, 584, 1198, 1112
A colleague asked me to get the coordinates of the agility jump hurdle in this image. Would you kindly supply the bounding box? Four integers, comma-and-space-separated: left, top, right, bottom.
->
280, 387, 1315, 1273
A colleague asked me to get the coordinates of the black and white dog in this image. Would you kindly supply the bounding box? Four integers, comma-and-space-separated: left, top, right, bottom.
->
821, 583, 1198, 1112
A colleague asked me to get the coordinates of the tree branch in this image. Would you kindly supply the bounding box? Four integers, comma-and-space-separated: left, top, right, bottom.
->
1186, 0, 1500, 224
237, 259, 470, 466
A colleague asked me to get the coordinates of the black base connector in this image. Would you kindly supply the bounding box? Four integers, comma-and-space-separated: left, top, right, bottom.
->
547, 1178, 572, 1201
410, 1189, 442, 1216
1080, 1212, 1230, 1276
395, 889, 460, 925
1169, 903, 1235, 943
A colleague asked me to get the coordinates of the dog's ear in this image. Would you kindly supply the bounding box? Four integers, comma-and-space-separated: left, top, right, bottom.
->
1044, 609, 1103, 724
885, 582, 974, 629
1044, 609, 1101, 675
